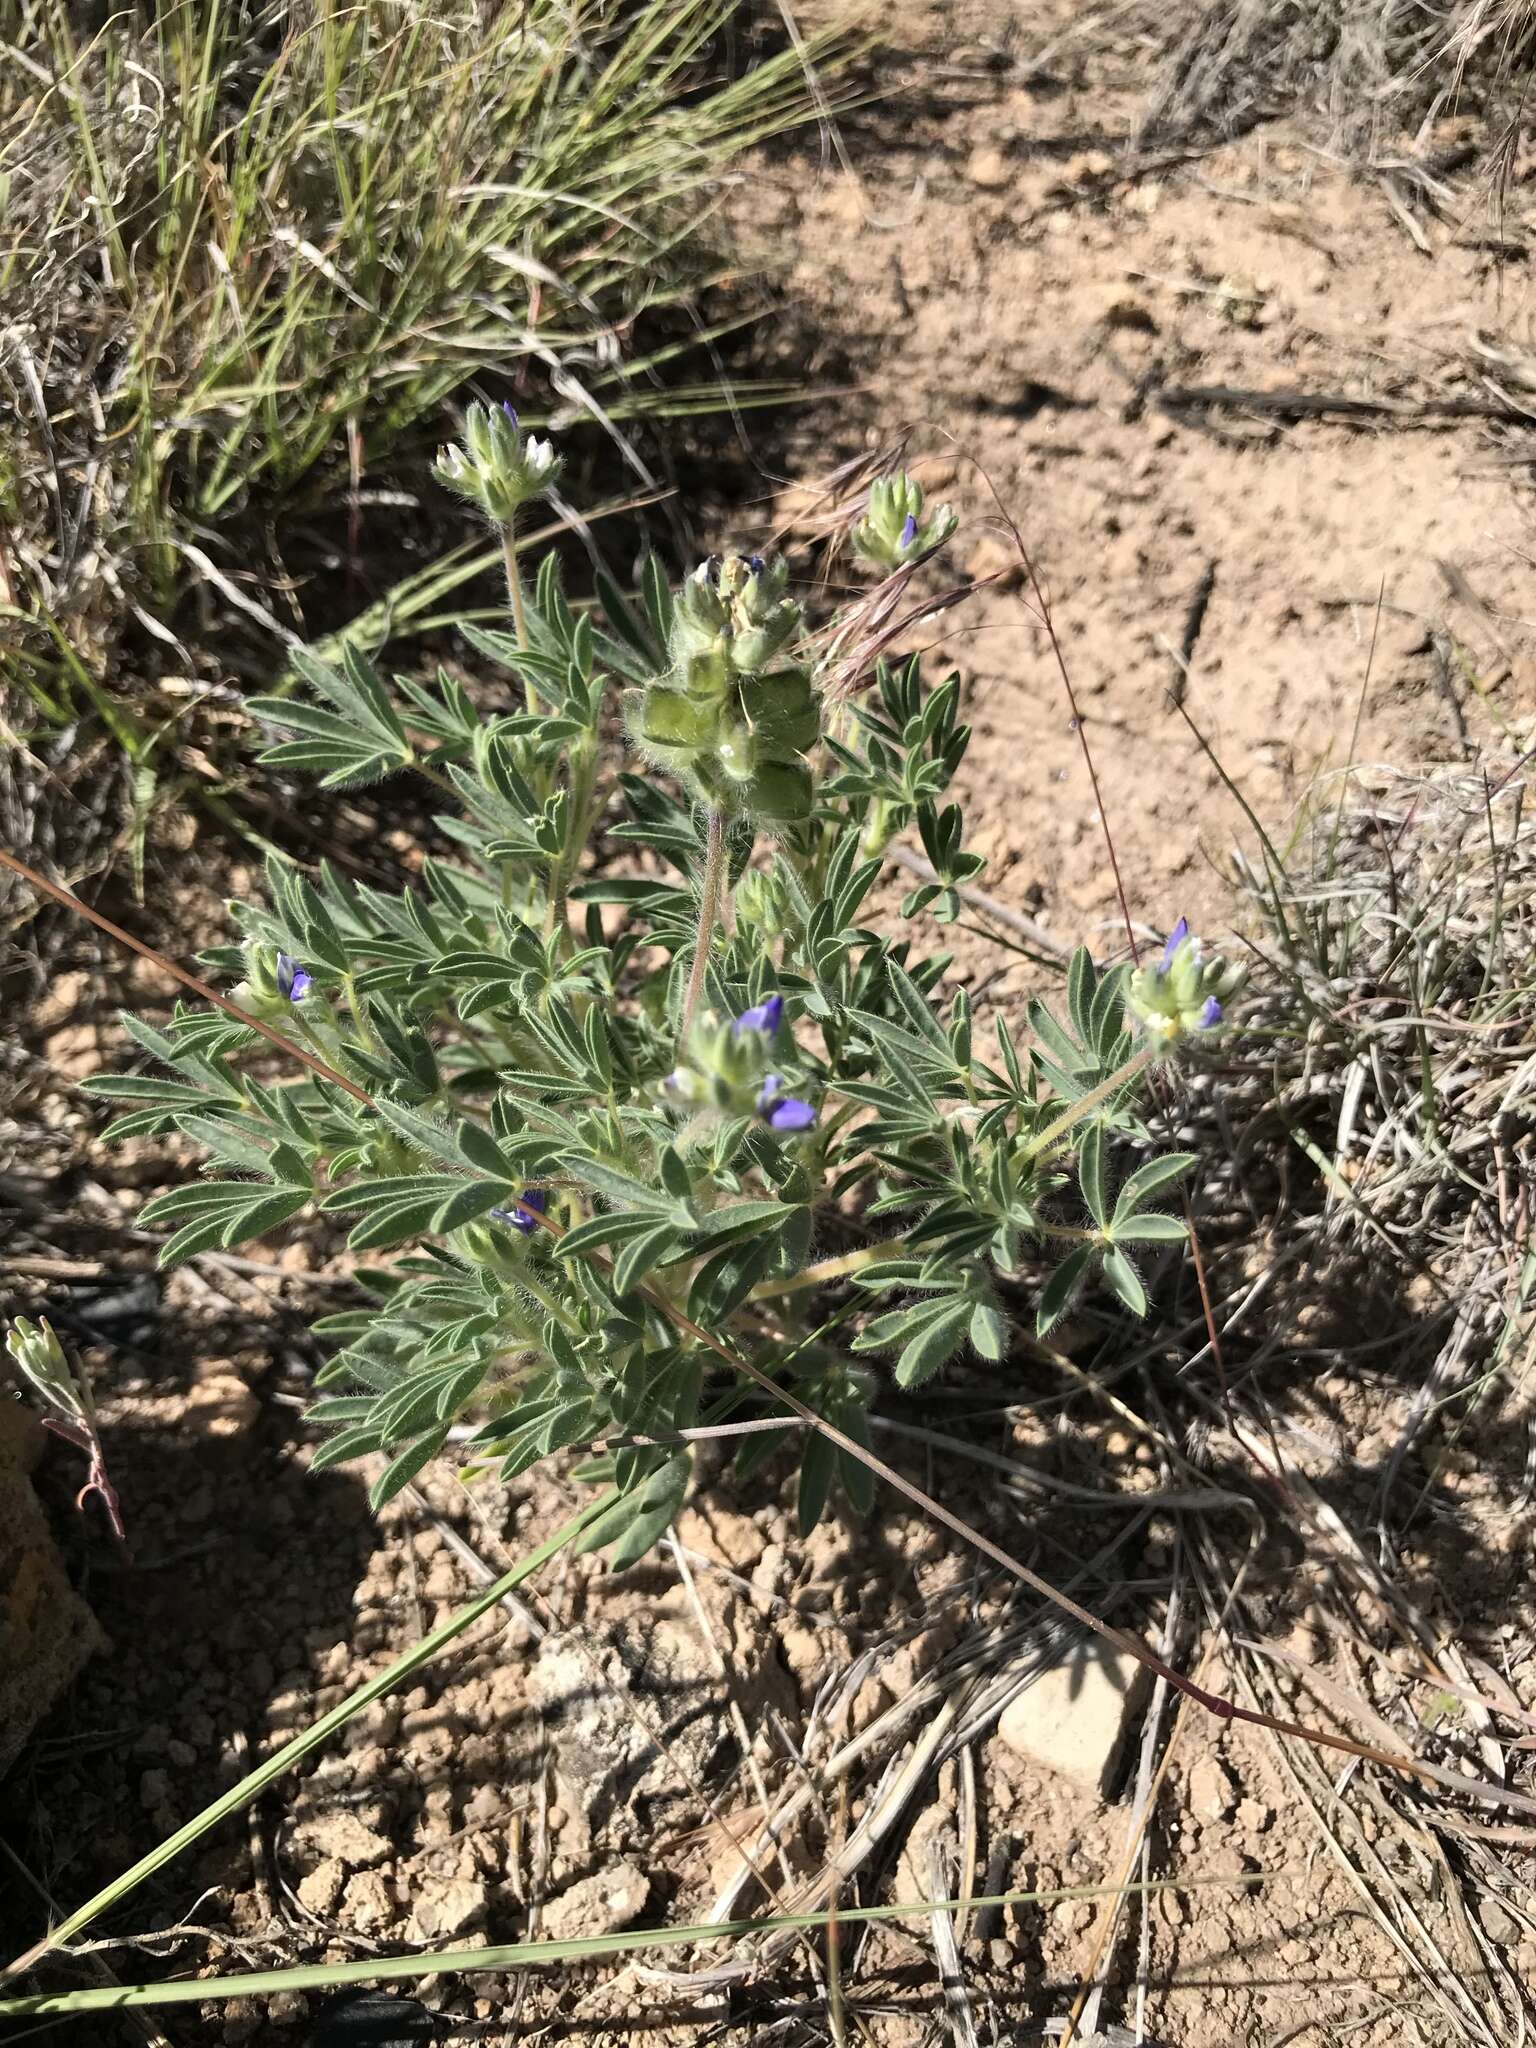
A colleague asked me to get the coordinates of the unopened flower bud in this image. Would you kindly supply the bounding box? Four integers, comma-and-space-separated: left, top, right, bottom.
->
852, 472, 958, 571
662, 1000, 817, 1139
434, 400, 563, 523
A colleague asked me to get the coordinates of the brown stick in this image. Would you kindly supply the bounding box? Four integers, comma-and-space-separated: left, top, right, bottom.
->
1155, 382, 1536, 428
0, 848, 371, 1104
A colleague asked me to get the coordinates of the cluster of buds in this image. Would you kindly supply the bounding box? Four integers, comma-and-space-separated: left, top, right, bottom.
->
626, 554, 819, 824
734, 865, 798, 946
851, 472, 958, 572
434, 401, 563, 523
663, 995, 817, 1136
1127, 920, 1245, 1046
231, 943, 313, 1019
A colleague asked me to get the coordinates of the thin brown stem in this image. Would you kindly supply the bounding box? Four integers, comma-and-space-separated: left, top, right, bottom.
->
0, 850, 370, 1104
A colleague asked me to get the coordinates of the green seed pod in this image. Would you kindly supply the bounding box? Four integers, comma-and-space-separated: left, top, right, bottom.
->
639, 686, 716, 752
679, 646, 731, 699
716, 726, 758, 783
738, 667, 820, 753
750, 758, 814, 824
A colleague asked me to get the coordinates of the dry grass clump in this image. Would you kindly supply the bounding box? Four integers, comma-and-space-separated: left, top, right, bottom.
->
0, 0, 856, 937
1144, 0, 1536, 152
1179, 752, 1536, 1491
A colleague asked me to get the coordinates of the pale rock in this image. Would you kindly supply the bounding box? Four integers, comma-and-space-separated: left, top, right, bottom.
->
675, 1505, 764, 1572
528, 1608, 790, 1841
294, 1811, 392, 1871
541, 1860, 651, 1941
183, 1369, 259, 1439
220, 1996, 263, 2043
296, 1858, 346, 1916
43, 1021, 103, 1080
408, 1876, 488, 1943
1236, 1795, 1271, 1834
340, 1869, 397, 1932
30, 968, 91, 1036
1480, 1897, 1521, 1946
1188, 1755, 1237, 1823
967, 145, 1013, 191
777, 1616, 840, 1690
997, 1641, 1150, 1797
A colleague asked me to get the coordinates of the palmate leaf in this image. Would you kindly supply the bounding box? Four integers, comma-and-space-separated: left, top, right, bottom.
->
894, 1297, 973, 1387
138, 1181, 311, 1265
1036, 1245, 1095, 1336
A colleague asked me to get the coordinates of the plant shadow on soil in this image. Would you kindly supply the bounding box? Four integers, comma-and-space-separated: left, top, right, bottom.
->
0, 1314, 377, 1975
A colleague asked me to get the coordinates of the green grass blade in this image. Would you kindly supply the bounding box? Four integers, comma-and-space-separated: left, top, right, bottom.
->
0, 1495, 609, 1990
0, 1876, 1270, 2017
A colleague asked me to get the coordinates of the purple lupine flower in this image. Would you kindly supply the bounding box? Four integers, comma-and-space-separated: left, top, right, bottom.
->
1198, 996, 1223, 1029
756, 1076, 816, 1133
1160, 917, 1189, 971
500, 400, 519, 427
746, 554, 765, 575
732, 994, 784, 1038
899, 513, 918, 548
275, 953, 312, 1001
491, 1188, 548, 1235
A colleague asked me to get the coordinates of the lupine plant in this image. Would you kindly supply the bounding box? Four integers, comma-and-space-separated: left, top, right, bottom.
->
76, 411, 1241, 1562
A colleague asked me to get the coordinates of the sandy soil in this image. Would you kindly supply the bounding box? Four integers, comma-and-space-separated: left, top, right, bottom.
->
751, 0, 1536, 983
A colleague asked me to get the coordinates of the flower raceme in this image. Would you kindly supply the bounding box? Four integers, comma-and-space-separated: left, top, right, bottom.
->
663, 997, 817, 1136
625, 553, 819, 825
851, 471, 958, 571
434, 400, 563, 523
1126, 918, 1245, 1045
229, 943, 314, 1017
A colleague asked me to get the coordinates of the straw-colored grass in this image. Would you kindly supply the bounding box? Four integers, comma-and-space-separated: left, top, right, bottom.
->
0, 0, 854, 705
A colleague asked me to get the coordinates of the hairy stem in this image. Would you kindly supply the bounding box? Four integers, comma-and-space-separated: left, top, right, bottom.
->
750, 1240, 896, 1298
499, 518, 533, 705
1021, 1046, 1154, 1162
680, 808, 727, 1045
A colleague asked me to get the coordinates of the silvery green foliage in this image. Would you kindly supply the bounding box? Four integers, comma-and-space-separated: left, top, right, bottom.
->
80, 468, 1214, 1561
